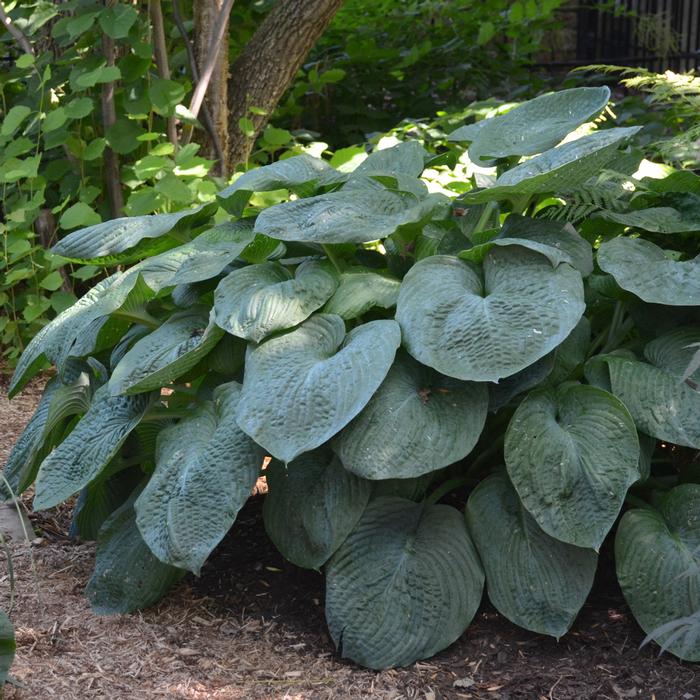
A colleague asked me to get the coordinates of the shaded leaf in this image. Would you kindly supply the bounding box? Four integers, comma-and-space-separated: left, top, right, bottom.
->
135, 383, 264, 574
34, 387, 151, 510
616, 485, 700, 661
325, 497, 484, 669
87, 496, 185, 614
466, 472, 597, 637
263, 448, 371, 569
336, 352, 488, 479
597, 237, 700, 306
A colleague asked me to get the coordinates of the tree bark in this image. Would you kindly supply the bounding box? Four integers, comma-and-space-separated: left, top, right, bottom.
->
149, 0, 178, 148
194, 0, 231, 175
101, 0, 123, 218
227, 0, 344, 168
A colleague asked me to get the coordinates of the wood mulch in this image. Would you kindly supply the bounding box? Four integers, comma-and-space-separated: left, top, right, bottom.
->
0, 373, 698, 699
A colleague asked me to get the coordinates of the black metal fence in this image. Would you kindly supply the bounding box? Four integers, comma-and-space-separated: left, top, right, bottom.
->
575, 0, 700, 71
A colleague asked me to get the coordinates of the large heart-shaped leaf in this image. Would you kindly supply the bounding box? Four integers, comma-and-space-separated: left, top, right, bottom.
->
448, 86, 610, 163
52, 203, 217, 265
214, 260, 338, 342
236, 314, 401, 462
254, 185, 447, 244
87, 497, 185, 614
325, 497, 484, 669
109, 310, 223, 395
616, 485, 700, 662
323, 269, 401, 320
505, 384, 639, 550
335, 352, 488, 479
217, 155, 344, 215
33, 386, 151, 510
396, 249, 585, 382
597, 237, 700, 306
461, 128, 641, 204
587, 331, 700, 448
0, 610, 15, 686
263, 448, 371, 569
135, 382, 264, 574
466, 472, 597, 637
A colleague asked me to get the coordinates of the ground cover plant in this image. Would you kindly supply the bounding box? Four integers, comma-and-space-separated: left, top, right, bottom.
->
4, 85, 700, 670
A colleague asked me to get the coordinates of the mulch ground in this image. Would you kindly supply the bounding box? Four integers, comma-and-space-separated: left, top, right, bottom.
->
0, 373, 698, 699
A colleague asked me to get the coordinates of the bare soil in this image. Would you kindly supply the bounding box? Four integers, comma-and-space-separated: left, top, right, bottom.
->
0, 374, 698, 700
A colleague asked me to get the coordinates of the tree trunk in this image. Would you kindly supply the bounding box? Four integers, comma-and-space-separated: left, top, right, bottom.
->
194, 0, 230, 176
227, 0, 344, 168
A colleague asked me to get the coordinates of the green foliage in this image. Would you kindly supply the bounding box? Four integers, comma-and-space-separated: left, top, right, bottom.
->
0, 2, 219, 363
278, 0, 567, 146
6, 84, 700, 668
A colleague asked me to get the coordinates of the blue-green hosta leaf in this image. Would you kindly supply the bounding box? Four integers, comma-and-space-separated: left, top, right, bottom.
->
352, 142, 427, 177
458, 237, 574, 267
52, 203, 217, 265
236, 314, 400, 462
113, 221, 256, 296
598, 206, 700, 233
70, 465, 142, 540
148, 219, 255, 285
109, 310, 223, 395
214, 261, 338, 342
396, 249, 585, 382
217, 155, 344, 215
9, 275, 123, 396
616, 484, 700, 662
645, 328, 700, 383
466, 472, 597, 638
109, 325, 151, 370
461, 128, 641, 204
8, 270, 159, 398
263, 448, 371, 569
135, 382, 264, 574
586, 334, 700, 448
505, 384, 640, 550
371, 473, 435, 501
336, 352, 488, 479
500, 214, 593, 277
3, 366, 95, 497
637, 432, 656, 483
597, 237, 700, 306
0, 610, 15, 685
488, 352, 555, 413
87, 497, 185, 614
33, 386, 151, 510
323, 270, 401, 320
3, 379, 62, 498
325, 497, 484, 669
254, 185, 447, 244
448, 86, 610, 163
548, 316, 591, 386
596, 194, 700, 233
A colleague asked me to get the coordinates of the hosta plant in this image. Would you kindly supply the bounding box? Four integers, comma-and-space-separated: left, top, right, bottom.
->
5, 86, 700, 669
